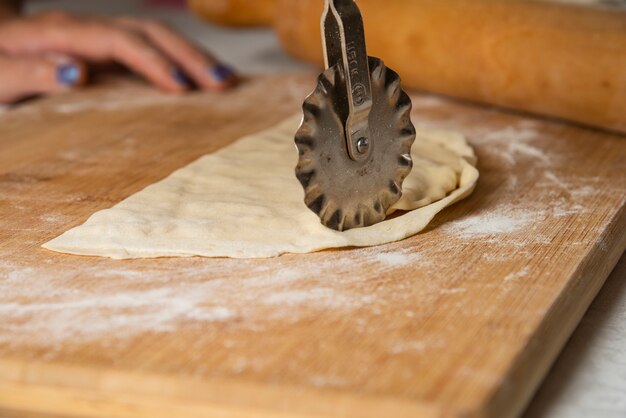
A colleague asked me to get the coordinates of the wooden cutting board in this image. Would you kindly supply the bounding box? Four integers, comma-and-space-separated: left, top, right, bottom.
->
0, 74, 624, 418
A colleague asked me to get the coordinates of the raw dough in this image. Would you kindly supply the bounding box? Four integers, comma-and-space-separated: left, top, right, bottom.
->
43, 116, 479, 259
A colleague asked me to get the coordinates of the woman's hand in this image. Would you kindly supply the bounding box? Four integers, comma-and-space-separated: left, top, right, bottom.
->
0, 11, 237, 104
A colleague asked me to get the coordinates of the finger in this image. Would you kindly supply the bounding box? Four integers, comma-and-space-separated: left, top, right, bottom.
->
0, 54, 86, 104
116, 18, 238, 91
106, 28, 189, 93
0, 12, 188, 94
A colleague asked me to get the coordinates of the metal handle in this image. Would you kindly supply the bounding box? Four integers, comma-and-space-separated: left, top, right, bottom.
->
321, 0, 373, 161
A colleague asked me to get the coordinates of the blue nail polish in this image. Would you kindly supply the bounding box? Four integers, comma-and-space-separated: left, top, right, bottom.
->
210, 64, 234, 83
57, 64, 81, 86
172, 69, 190, 86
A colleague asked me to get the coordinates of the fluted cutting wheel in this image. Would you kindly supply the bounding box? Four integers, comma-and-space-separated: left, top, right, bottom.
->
295, 57, 416, 231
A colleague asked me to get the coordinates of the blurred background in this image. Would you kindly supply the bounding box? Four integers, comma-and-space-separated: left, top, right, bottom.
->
24, 0, 626, 76
24, 0, 626, 134
26, 0, 313, 73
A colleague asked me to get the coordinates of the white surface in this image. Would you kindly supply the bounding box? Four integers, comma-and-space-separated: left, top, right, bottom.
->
23, 1, 626, 416
524, 254, 626, 418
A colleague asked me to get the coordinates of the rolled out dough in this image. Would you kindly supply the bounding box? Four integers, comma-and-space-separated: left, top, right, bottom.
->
43, 116, 479, 259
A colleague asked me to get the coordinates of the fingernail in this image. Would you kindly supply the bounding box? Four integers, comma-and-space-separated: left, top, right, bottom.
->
172, 68, 190, 86
210, 64, 235, 83
57, 63, 81, 87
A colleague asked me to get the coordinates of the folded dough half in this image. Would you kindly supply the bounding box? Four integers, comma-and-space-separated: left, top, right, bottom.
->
44, 116, 478, 259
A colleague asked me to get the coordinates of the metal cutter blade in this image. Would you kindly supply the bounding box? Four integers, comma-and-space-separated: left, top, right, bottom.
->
295, 0, 416, 231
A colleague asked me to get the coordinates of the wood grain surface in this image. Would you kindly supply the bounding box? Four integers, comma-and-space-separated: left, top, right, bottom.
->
0, 74, 624, 418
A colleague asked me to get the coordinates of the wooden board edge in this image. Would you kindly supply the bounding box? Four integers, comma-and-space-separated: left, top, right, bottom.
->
0, 358, 461, 418
484, 202, 626, 418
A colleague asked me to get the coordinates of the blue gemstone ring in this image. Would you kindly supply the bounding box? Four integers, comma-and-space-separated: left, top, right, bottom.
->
57, 64, 81, 87
172, 69, 190, 86
210, 64, 235, 83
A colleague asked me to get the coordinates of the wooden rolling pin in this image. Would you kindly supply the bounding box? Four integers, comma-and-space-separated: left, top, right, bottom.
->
268, 0, 625, 134
188, 0, 625, 133
188, 0, 276, 27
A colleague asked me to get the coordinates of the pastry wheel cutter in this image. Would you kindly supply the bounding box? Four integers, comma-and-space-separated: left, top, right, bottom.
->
295, 0, 416, 231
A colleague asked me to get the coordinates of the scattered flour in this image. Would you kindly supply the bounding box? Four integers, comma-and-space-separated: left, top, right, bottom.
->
551, 205, 584, 218
543, 171, 569, 189
508, 142, 551, 165
504, 267, 530, 282
571, 185, 599, 199
444, 209, 538, 238
0, 248, 427, 346
411, 95, 448, 110
467, 124, 553, 168
439, 288, 466, 295
505, 175, 519, 191
373, 249, 425, 267
39, 214, 72, 224
263, 288, 347, 308
388, 338, 447, 355
482, 126, 540, 143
